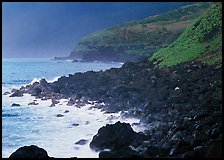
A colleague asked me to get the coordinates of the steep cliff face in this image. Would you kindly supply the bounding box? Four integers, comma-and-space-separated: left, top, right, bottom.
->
150, 2, 222, 68
69, 2, 210, 62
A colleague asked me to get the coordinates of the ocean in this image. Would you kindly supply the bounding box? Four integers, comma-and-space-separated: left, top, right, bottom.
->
2, 58, 144, 158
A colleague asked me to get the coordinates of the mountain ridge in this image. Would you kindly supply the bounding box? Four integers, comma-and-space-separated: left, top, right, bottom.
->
65, 2, 211, 62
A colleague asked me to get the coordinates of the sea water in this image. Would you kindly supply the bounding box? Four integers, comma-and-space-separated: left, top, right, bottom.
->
2, 58, 145, 158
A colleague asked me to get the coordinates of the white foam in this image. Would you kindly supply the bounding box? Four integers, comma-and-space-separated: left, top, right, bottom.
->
2, 85, 22, 94
2, 94, 145, 158
46, 77, 60, 83
29, 78, 42, 85
65, 59, 73, 62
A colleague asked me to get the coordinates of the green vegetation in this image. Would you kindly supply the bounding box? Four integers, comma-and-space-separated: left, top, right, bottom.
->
150, 2, 222, 67
141, 3, 210, 24
70, 2, 210, 60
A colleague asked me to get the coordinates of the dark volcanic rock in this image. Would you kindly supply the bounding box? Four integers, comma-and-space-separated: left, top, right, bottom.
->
67, 98, 76, 106
9, 145, 49, 158
205, 135, 222, 158
28, 102, 39, 105
10, 90, 23, 97
50, 98, 60, 107
3, 91, 10, 95
90, 121, 138, 151
99, 146, 141, 158
72, 123, 79, 127
11, 103, 21, 107
142, 146, 168, 158
56, 114, 64, 117
75, 139, 88, 145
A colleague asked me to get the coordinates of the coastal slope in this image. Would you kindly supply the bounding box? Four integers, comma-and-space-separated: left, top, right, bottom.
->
55, 2, 211, 62
150, 2, 222, 67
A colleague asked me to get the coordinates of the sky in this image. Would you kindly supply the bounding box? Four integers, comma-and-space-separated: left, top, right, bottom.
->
2, 2, 189, 58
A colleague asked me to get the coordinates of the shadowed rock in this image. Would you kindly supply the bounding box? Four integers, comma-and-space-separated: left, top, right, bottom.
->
99, 146, 141, 158
9, 145, 49, 158
75, 139, 88, 145
56, 114, 64, 117
28, 102, 39, 105
3, 91, 10, 95
72, 123, 79, 127
90, 121, 138, 151
10, 90, 23, 97
11, 103, 21, 107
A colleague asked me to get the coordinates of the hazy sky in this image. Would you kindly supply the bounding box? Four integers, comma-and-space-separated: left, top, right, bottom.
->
2, 2, 189, 58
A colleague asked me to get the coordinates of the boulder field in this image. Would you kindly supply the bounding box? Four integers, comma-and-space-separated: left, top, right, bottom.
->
9, 60, 222, 158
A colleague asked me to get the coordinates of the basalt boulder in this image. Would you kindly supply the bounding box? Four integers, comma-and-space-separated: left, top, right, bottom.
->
90, 121, 139, 151
9, 145, 50, 158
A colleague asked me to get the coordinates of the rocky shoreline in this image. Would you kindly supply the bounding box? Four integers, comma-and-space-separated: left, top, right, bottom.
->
8, 60, 222, 158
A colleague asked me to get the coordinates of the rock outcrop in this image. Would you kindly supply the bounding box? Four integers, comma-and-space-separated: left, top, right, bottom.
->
9, 145, 50, 158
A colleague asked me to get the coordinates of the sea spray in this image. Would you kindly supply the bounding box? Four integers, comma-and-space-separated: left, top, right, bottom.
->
2, 91, 145, 158
2, 59, 129, 158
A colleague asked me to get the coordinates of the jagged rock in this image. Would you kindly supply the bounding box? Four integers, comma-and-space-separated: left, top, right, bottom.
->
11, 103, 21, 107
9, 90, 23, 97
9, 145, 49, 158
50, 98, 60, 107
67, 98, 76, 106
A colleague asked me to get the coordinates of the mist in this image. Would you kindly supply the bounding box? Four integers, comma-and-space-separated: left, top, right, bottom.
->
2, 2, 189, 58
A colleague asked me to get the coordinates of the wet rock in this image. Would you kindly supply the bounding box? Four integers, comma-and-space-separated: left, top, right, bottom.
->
11, 88, 18, 93
211, 128, 221, 139
50, 98, 59, 107
75, 139, 88, 145
80, 96, 90, 104
72, 59, 79, 63
99, 146, 141, 158
9, 90, 23, 97
193, 145, 206, 153
67, 98, 76, 106
56, 114, 64, 117
11, 103, 21, 107
3, 91, 10, 95
30, 87, 43, 96
170, 139, 192, 155
181, 151, 195, 158
72, 123, 79, 127
142, 146, 167, 158
28, 102, 39, 105
41, 97, 48, 101
90, 121, 137, 151
9, 145, 49, 158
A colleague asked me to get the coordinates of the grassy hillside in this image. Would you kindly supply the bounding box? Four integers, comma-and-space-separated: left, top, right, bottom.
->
70, 2, 211, 61
150, 2, 222, 68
